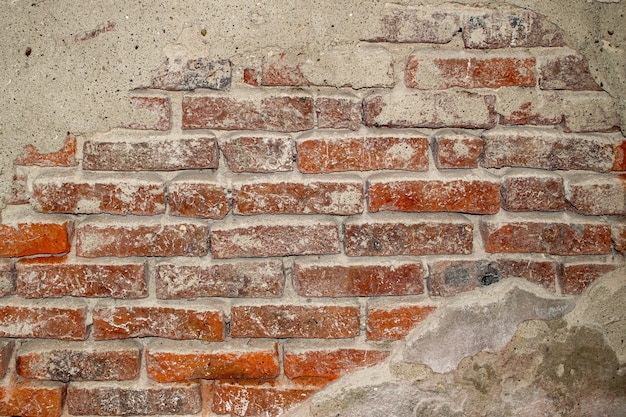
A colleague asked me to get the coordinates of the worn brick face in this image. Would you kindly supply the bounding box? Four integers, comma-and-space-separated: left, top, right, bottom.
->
121, 96, 171, 131
293, 261, 425, 297
536, 49, 601, 91
0, 304, 87, 340
432, 131, 483, 169
93, 305, 224, 341
297, 135, 429, 173
16, 256, 146, 299
565, 175, 625, 215
501, 174, 567, 212
221, 135, 293, 173
561, 92, 620, 133
156, 260, 284, 299
495, 88, 563, 126
0, 340, 15, 378
561, 263, 619, 295
368, 179, 501, 214
366, 305, 436, 341
315, 95, 362, 130
284, 349, 390, 382
496, 259, 558, 290
428, 260, 500, 296
612, 221, 626, 254
14, 134, 77, 167
231, 305, 360, 338
213, 383, 316, 417
168, 177, 229, 219
0, 260, 14, 297
0, 382, 65, 417
0, 221, 71, 258
150, 58, 232, 91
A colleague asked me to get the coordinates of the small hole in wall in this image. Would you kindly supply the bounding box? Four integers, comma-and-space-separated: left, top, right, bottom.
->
25, 47, 32, 56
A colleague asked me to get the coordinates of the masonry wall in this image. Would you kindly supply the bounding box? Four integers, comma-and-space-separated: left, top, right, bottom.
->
0, 2, 625, 416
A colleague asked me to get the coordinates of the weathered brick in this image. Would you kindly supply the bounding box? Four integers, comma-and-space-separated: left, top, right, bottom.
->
565, 174, 625, 215
406, 50, 536, 89
482, 128, 615, 172
481, 215, 612, 255
150, 57, 231, 91
67, 382, 202, 416
0, 210, 71, 258
146, 340, 279, 382
363, 90, 496, 129
83, 136, 219, 171
366, 304, 436, 341
561, 92, 621, 133
536, 48, 601, 91
432, 131, 483, 169
368, 178, 500, 214
0, 303, 87, 340
501, 173, 567, 212
363, 3, 462, 43
220, 135, 293, 173
612, 221, 626, 253
76, 216, 209, 258
121, 96, 171, 131
182, 94, 314, 132
8, 171, 29, 205
297, 133, 429, 173
561, 263, 620, 295
243, 68, 259, 86
284, 348, 390, 382
614, 140, 626, 171
213, 383, 316, 417
14, 134, 77, 167
293, 260, 425, 297
210, 220, 340, 258
32, 173, 165, 215
315, 95, 362, 131
262, 50, 308, 86
495, 88, 563, 126
93, 304, 223, 341
0, 381, 65, 417
462, 6, 565, 49
428, 260, 501, 297
234, 180, 364, 215
496, 258, 558, 290
231, 305, 360, 339
344, 216, 473, 256
168, 175, 229, 219
0, 340, 15, 379
17, 340, 140, 382
156, 259, 284, 299
0, 260, 13, 297
16, 256, 146, 299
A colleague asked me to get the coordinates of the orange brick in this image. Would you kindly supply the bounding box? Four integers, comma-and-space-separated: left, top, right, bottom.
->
367, 305, 436, 341
93, 305, 223, 341
0, 221, 71, 258
284, 348, 389, 381
0, 381, 65, 417
168, 177, 229, 219
0, 304, 87, 340
14, 134, 77, 167
213, 382, 316, 417
231, 305, 360, 339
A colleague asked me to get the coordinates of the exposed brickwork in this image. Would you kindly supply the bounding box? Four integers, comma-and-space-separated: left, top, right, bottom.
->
284, 348, 390, 382
213, 382, 316, 417
501, 174, 567, 212
0, 304, 87, 340
0, 381, 65, 417
14, 134, 78, 167
122, 96, 171, 131
315, 95, 362, 130
428, 260, 499, 296
168, 176, 229, 219
0, 260, 14, 297
432, 131, 483, 169
561, 263, 620, 295
0, 220, 71, 258
366, 304, 436, 341
220, 135, 293, 173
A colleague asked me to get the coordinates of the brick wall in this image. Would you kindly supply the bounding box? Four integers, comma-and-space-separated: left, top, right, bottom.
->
1, 3, 625, 416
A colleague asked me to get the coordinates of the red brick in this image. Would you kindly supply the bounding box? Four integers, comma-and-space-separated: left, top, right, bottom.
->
243, 68, 259, 86
496, 89, 563, 126
210, 220, 340, 259
168, 176, 229, 219
368, 179, 500, 214
612, 221, 626, 253
482, 128, 615, 172
297, 134, 429, 173
428, 260, 501, 297
561, 263, 619, 295
613, 141, 626, 172
496, 259, 558, 291
261, 50, 308, 86
121, 96, 171, 131
461, 6, 565, 49
363, 90, 496, 129
0, 340, 15, 379
501, 174, 566, 212
150, 57, 231, 91
284, 348, 389, 382
293, 261, 425, 297
93, 305, 223, 341
76, 217, 209, 258
213, 382, 316, 417
8, 172, 29, 205
156, 260, 284, 299
406, 52, 536, 89
565, 175, 625, 215
0, 221, 71, 258
561, 92, 620, 133
536, 49, 601, 91
0, 381, 65, 417
146, 340, 279, 382
344, 217, 473, 256
234, 181, 364, 215
366, 305, 436, 341
231, 305, 360, 339
0, 260, 13, 297
432, 131, 483, 169
14, 134, 77, 167
315, 95, 362, 130
481, 217, 612, 255
17, 340, 140, 382
32, 174, 165, 215
83, 136, 218, 171
220, 135, 293, 173
182, 94, 314, 132
0, 303, 87, 340
15, 256, 146, 299
67, 382, 202, 415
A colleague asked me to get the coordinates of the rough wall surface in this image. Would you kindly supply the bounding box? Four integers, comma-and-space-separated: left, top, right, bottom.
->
0, 1, 625, 416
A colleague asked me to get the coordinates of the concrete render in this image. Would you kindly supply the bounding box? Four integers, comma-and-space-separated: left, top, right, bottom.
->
0, 0, 625, 209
